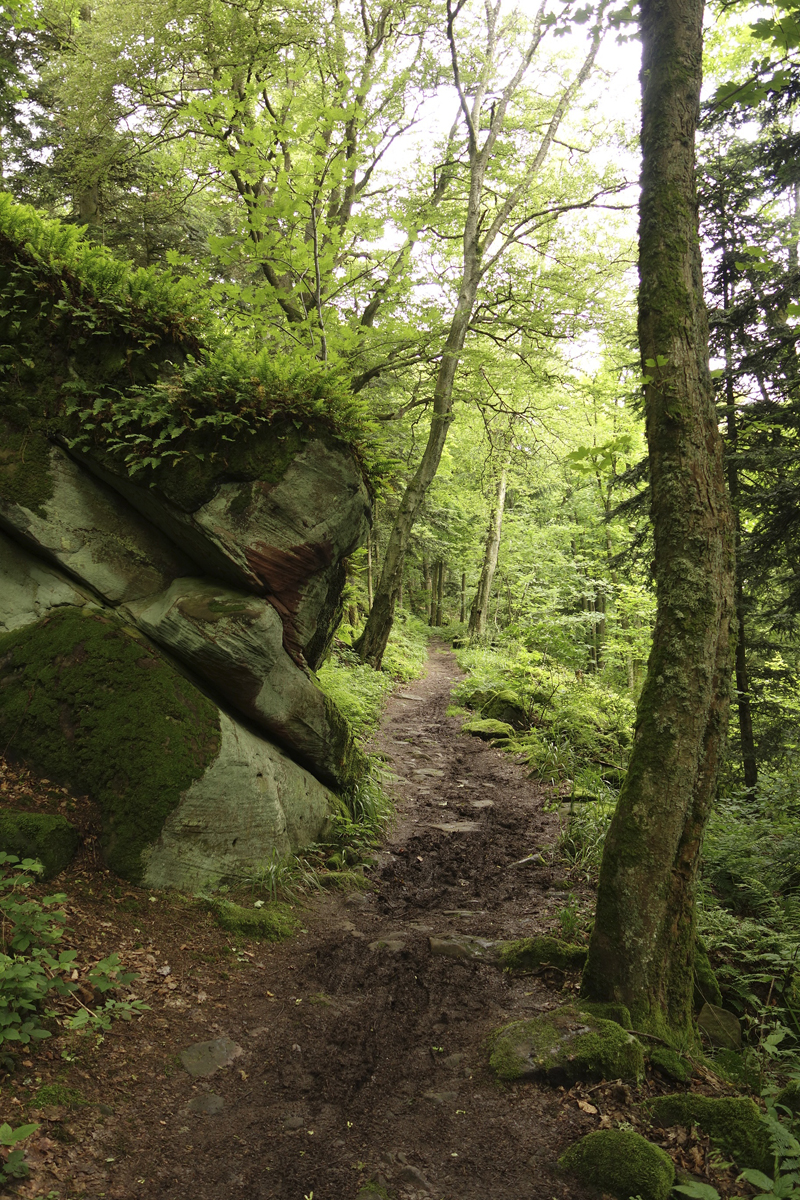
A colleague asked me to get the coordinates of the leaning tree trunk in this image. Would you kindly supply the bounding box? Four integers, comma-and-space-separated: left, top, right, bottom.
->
468, 465, 508, 638
580, 0, 735, 1040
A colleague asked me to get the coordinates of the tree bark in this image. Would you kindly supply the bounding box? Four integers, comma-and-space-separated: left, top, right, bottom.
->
460, 571, 466, 624
580, 0, 735, 1040
436, 559, 444, 626
468, 465, 508, 638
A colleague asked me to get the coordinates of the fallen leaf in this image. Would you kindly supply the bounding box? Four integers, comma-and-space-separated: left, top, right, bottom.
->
577, 1100, 598, 1114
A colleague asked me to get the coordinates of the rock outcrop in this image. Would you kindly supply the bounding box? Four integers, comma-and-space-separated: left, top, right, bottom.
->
0, 195, 373, 887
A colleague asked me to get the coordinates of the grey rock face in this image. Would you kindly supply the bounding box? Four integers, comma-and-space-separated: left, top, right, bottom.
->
127, 577, 361, 789
71, 438, 371, 667
0, 445, 192, 604
141, 711, 333, 892
0, 531, 92, 631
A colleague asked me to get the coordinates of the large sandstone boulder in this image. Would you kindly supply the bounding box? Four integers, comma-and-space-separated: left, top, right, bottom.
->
127, 577, 364, 790
0, 608, 333, 886
0, 530, 92, 631
0, 195, 373, 887
69, 433, 370, 668
0, 443, 193, 605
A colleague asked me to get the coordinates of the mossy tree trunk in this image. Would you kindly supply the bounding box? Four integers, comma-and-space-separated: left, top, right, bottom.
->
580, 0, 735, 1040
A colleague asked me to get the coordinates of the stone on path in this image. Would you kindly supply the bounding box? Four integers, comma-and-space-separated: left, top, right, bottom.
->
186, 1094, 225, 1115
428, 821, 481, 833
180, 1037, 242, 1078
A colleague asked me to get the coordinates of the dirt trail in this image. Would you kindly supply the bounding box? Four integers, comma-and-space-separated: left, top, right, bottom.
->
11, 643, 603, 1200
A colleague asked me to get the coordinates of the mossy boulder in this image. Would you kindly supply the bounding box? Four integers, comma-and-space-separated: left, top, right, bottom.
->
0, 444, 193, 607
0, 607, 221, 881
489, 1004, 645, 1085
579, 1001, 633, 1030
206, 898, 298, 941
649, 1093, 772, 1173
0, 607, 337, 888
559, 1129, 674, 1200
0, 811, 80, 880
479, 688, 528, 728
462, 717, 515, 741
647, 1046, 693, 1084
496, 936, 587, 972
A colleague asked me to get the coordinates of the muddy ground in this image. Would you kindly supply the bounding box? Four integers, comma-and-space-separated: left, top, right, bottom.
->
3, 644, 734, 1200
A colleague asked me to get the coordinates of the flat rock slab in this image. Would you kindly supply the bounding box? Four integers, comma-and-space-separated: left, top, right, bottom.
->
180, 1037, 243, 1078
429, 934, 499, 961
186, 1093, 226, 1115
470, 799, 494, 809
429, 821, 481, 833
397, 694, 426, 701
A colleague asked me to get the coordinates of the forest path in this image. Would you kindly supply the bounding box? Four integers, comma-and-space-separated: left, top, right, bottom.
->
15, 643, 601, 1200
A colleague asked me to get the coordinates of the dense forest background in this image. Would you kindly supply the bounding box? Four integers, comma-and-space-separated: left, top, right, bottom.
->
3, 0, 800, 1095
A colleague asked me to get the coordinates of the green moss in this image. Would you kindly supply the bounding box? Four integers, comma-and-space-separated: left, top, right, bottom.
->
712, 1048, 760, 1092
559, 1129, 674, 1200
488, 1004, 644, 1085
497, 936, 587, 972
648, 1045, 693, 1083
649, 1093, 772, 1173
693, 937, 722, 1010
461, 718, 515, 740
0, 609, 220, 881
0, 812, 80, 880
579, 1001, 632, 1029
207, 898, 298, 941
30, 1084, 87, 1110
0, 421, 55, 516
776, 1080, 800, 1116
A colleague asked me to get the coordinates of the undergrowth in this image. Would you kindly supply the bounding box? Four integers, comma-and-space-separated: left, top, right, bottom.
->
453, 636, 800, 1095
0, 852, 148, 1182
452, 641, 634, 795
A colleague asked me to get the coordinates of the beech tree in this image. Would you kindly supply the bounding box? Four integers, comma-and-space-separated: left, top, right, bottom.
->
355, 0, 614, 666
580, 0, 735, 1038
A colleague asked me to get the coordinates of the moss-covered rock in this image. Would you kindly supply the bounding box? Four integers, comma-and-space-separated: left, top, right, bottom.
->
0, 811, 80, 879
461, 718, 515, 741
649, 1093, 772, 1173
693, 937, 722, 1010
578, 1001, 632, 1029
647, 1045, 693, 1084
776, 1080, 800, 1116
488, 1004, 645, 1085
559, 1129, 674, 1200
0, 607, 220, 881
496, 936, 587, 972
479, 688, 528, 728
207, 898, 298, 941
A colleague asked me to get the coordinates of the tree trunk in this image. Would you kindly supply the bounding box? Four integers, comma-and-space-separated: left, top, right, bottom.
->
468, 466, 508, 639
423, 557, 433, 622
580, 0, 735, 1040
436, 560, 444, 626
367, 537, 374, 611
460, 572, 466, 624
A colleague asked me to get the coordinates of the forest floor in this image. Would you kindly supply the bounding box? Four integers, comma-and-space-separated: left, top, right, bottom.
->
4, 643, 733, 1200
